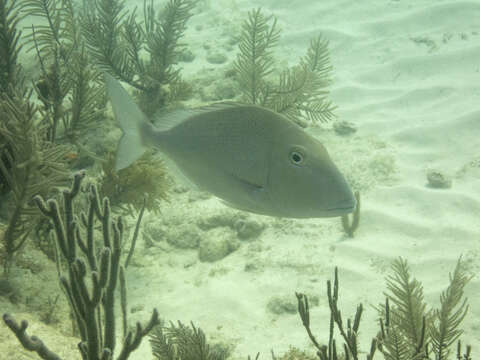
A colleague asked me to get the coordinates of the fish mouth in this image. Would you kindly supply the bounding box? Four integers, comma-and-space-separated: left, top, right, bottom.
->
325, 205, 355, 216
325, 199, 357, 216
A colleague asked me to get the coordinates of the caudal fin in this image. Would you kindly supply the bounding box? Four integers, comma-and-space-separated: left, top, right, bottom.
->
104, 73, 148, 170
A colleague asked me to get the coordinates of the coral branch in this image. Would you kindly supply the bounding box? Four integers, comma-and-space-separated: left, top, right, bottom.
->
2, 313, 62, 360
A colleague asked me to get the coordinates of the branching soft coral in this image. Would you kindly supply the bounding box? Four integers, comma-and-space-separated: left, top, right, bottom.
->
100, 150, 170, 215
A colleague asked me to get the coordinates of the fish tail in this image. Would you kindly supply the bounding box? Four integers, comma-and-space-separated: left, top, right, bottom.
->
104, 72, 149, 171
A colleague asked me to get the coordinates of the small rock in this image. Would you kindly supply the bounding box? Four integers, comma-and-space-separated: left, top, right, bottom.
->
206, 52, 228, 64
188, 190, 211, 202
179, 49, 195, 63
212, 81, 236, 100
167, 224, 201, 249
234, 218, 265, 240
178, 49, 195, 62
197, 211, 247, 231
244, 260, 264, 273
0, 277, 20, 303
143, 222, 169, 243
130, 304, 144, 313
266, 295, 297, 315
198, 228, 240, 262
173, 184, 189, 194
426, 169, 452, 189
224, 68, 236, 78
334, 120, 357, 136
227, 37, 238, 46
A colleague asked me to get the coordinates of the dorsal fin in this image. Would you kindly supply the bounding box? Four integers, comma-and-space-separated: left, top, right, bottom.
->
153, 102, 249, 132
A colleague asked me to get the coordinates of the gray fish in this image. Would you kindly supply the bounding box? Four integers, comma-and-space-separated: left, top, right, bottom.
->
105, 73, 356, 218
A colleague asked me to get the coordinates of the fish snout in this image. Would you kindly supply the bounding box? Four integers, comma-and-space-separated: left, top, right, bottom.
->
329, 194, 357, 214
321, 168, 356, 216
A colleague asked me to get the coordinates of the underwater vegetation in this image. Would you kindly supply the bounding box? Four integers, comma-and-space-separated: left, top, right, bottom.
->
149, 320, 230, 360
1, 0, 342, 303
0, 0, 189, 270
234, 8, 336, 127
0, 87, 70, 275
82, 0, 196, 116
3, 171, 159, 359
14, 0, 195, 147
20, 0, 105, 145
100, 150, 170, 215
1, 0, 93, 272
294, 257, 471, 360
379, 258, 471, 360
0, 0, 22, 96
0, 0, 71, 275
2, 1, 470, 359
341, 191, 361, 237
3, 214, 473, 360
132, 256, 475, 360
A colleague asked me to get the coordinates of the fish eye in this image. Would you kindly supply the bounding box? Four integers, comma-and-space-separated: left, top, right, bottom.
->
290, 150, 304, 165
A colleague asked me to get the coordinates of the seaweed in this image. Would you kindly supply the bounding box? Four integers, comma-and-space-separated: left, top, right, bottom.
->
21, 0, 177, 211
39, 294, 60, 324
233, 8, 280, 105
341, 191, 360, 237
234, 8, 336, 126
296, 268, 373, 360
149, 320, 229, 360
21, 0, 77, 56
100, 150, 170, 215
80, 0, 132, 82
0, 0, 25, 198
82, 0, 196, 116
429, 258, 471, 359
3, 171, 159, 359
270, 36, 335, 123
293, 257, 471, 360
20, 0, 177, 215
22, 0, 75, 142
144, 0, 194, 85
379, 257, 429, 359
63, 47, 105, 143
274, 347, 318, 360
0, 88, 70, 275
21, 0, 105, 145
0, 0, 23, 96
0, 0, 73, 275
378, 257, 472, 360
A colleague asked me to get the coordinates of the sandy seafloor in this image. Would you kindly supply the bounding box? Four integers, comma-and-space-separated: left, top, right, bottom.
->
1, 0, 480, 359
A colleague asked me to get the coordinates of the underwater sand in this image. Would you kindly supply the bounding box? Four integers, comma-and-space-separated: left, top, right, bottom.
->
2, 0, 480, 358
